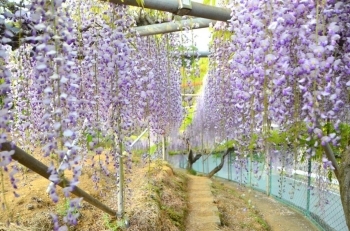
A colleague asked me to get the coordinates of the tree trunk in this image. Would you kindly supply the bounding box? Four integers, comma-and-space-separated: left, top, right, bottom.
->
320, 123, 349, 230
339, 148, 350, 230
186, 149, 202, 170
206, 147, 234, 178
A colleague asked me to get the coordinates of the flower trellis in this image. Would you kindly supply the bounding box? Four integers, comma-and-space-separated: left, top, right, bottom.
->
1, 0, 350, 230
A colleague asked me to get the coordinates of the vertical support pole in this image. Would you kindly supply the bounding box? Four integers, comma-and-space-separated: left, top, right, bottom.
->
115, 132, 124, 220
240, 160, 243, 185
206, 155, 209, 174
227, 153, 229, 180
201, 121, 204, 173
249, 154, 252, 187
266, 145, 272, 196
202, 153, 205, 174
306, 158, 312, 216
228, 151, 231, 180
117, 154, 124, 218
162, 135, 166, 161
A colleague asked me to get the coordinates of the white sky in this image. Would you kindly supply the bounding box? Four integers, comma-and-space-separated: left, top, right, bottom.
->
173, 0, 211, 52
174, 27, 211, 52
191, 28, 211, 52
191, 0, 211, 52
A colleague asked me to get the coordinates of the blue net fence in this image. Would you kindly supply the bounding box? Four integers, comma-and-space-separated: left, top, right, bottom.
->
168, 154, 348, 231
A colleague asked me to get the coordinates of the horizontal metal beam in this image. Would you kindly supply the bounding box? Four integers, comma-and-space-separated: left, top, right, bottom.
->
180, 50, 210, 58
136, 18, 216, 36
110, 0, 231, 22
1, 143, 117, 217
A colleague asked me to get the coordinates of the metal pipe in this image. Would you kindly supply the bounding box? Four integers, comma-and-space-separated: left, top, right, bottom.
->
162, 135, 166, 160
306, 158, 312, 217
135, 18, 216, 36
181, 93, 201, 96
130, 128, 148, 147
109, 0, 231, 22
1, 143, 117, 217
170, 50, 210, 58
181, 50, 210, 58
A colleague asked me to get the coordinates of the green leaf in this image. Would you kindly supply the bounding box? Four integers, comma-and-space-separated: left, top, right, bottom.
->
203, 0, 216, 6
86, 134, 93, 143
149, 144, 157, 155
328, 170, 333, 182
248, 134, 258, 150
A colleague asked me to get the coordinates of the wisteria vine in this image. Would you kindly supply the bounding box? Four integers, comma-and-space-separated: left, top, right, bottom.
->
191, 0, 350, 227
1, 0, 185, 229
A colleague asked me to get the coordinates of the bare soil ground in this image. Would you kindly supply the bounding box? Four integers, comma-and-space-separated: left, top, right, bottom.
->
1, 153, 317, 231
211, 179, 270, 231
0, 153, 188, 231
0, 151, 122, 230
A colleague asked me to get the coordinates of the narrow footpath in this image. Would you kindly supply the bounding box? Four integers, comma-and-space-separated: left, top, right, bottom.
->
185, 175, 221, 231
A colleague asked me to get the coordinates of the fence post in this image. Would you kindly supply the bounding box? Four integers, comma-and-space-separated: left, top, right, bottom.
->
228, 152, 230, 180
202, 154, 205, 174
206, 154, 209, 174
266, 145, 272, 196
115, 133, 125, 219
249, 155, 252, 187
306, 158, 312, 217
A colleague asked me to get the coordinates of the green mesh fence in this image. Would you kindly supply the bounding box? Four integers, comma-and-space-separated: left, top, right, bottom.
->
170, 154, 348, 231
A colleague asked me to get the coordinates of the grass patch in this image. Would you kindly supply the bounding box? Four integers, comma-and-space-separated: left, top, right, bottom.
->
186, 168, 197, 175
127, 161, 188, 231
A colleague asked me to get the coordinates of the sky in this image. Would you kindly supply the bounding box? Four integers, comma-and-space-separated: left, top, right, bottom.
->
174, 27, 211, 52
182, 0, 212, 52
191, 28, 211, 52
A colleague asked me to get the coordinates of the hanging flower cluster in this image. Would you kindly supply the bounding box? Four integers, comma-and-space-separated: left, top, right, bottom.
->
196, 0, 350, 159
0, 44, 15, 212
23, 0, 84, 228
2, 0, 188, 227
132, 34, 183, 136
0, 44, 13, 168
192, 0, 349, 221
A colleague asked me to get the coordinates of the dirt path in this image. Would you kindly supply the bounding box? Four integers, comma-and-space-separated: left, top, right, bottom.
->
185, 175, 221, 231
249, 191, 319, 231
215, 178, 320, 231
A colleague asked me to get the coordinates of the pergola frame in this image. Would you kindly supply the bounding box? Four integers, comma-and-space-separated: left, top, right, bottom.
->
112, 0, 230, 37
110, 0, 231, 22
135, 18, 216, 36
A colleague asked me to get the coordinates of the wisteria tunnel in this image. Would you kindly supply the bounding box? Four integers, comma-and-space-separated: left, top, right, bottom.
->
0, 0, 349, 230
